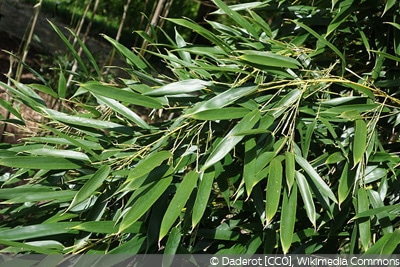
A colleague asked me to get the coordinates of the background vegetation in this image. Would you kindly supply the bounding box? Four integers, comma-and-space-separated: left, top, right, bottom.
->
0, 0, 400, 255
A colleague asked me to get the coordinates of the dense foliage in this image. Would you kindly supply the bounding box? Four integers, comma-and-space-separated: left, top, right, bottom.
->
1, 0, 400, 255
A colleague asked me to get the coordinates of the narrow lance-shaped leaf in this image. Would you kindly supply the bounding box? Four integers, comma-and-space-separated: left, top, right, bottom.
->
357, 187, 371, 251
192, 170, 215, 228
244, 138, 257, 196
296, 171, 316, 228
119, 176, 173, 233
144, 79, 211, 96
47, 20, 88, 75
0, 156, 82, 170
0, 222, 80, 241
353, 119, 367, 166
159, 171, 199, 241
295, 154, 337, 203
95, 95, 151, 129
212, 0, 259, 39
127, 151, 172, 182
102, 34, 148, 70
67, 165, 111, 210
290, 19, 346, 75
266, 157, 283, 225
58, 69, 66, 99
80, 81, 164, 109
186, 84, 258, 117
239, 51, 301, 69
280, 183, 297, 254
338, 162, 355, 206
202, 109, 261, 171
285, 151, 295, 192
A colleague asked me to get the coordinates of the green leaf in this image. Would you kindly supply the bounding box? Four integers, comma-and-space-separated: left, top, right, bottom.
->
364, 229, 400, 254
382, 0, 396, 16
29, 83, 59, 99
192, 170, 215, 228
144, 79, 211, 96
0, 156, 82, 170
72, 221, 144, 234
0, 239, 61, 254
280, 183, 297, 254
296, 171, 316, 227
338, 162, 355, 205
357, 187, 371, 251
3, 190, 76, 204
0, 222, 80, 241
80, 81, 163, 109
285, 151, 295, 191
351, 203, 400, 220
95, 95, 151, 129
58, 69, 67, 99
164, 227, 181, 255
67, 166, 111, 210
295, 154, 337, 203
166, 18, 232, 54
47, 20, 88, 75
266, 157, 283, 225
186, 84, 258, 116
239, 51, 301, 69
119, 176, 173, 233
244, 138, 258, 196
127, 151, 172, 182
42, 108, 132, 134
191, 107, 250, 121
24, 148, 90, 162
202, 109, 261, 171
353, 119, 367, 166
326, 0, 354, 37
290, 19, 346, 75
159, 171, 199, 241
103, 35, 148, 70
212, 0, 259, 38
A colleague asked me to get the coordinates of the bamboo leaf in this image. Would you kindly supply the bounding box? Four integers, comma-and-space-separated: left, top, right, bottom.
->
296, 171, 316, 227
0, 222, 80, 241
244, 138, 258, 196
212, 0, 259, 38
353, 119, 367, 166
144, 79, 211, 96
0, 156, 82, 170
42, 108, 132, 134
295, 154, 337, 203
102, 35, 148, 70
47, 20, 88, 75
159, 171, 199, 241
239, 51, 301, 69
119, 176, 172, 233
357, 187, 371, 251
192, 170, 215, 228
166, 18, 232, 54
191, 107, 250, 121
58, 70, 66, 99
202, 109, 260, 171
280, 183, 297, 254
338, 162, 356, 205
67, 166, 110, 210
80, 81, 163, 109
266, 157, 283, 225
127, 151, 172, 182
186, 85, 258, 117
95, 95, 151, 129
364, 229, 400, 254
285, 151, 295, 191
290, 19, 346, 75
